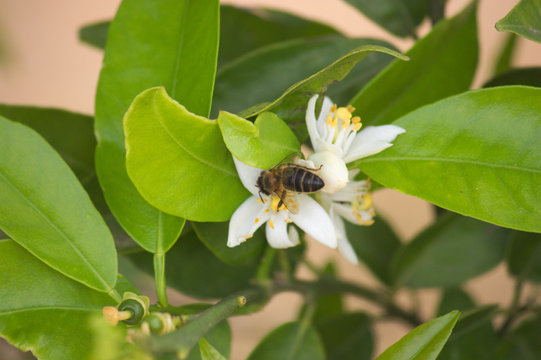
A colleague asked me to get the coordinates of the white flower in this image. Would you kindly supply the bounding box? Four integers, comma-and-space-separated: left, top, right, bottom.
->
318, 169, 375, 264
305, 94, 405, 193
228, 156, 337, 250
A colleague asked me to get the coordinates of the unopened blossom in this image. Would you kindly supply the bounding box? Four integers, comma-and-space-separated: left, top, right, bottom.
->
317, 169, 375, 264
228, 156, 337, 250
305, 94, 405, 193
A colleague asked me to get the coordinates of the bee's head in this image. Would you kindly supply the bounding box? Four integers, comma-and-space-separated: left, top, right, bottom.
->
256, 171, 271, 195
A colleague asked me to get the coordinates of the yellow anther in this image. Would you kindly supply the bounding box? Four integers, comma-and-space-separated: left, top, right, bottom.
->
369, 210, 376, 217
264, 209, 270, 213
331, 117, 338, 128
268, 220, 275, 229
347, 105, 356, 113
341, 119, 350, 129
336, 107, 352, 120
243, 234, 253, 240
257, 198, 263, 204
361, 193, 373, 210
359, 219, 375, 226
352, 123, 362, 132
352, 116, 361, 124
326, 114, 333, 126
330, 104, 337, 112
254, 217, 259, 224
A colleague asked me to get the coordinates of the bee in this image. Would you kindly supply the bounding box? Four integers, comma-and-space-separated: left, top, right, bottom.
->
256, 155, 324, 213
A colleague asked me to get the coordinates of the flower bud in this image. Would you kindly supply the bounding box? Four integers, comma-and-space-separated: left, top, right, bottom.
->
308, 151, 349, 193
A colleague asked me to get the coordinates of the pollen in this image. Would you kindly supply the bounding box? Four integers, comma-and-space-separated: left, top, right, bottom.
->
264, 209, 270, 213
285, 218, 293, 223
352, 116, 361, 124
243, 234, 253, 240
361, 193, 373, 210
352, 123, 362, 132
257, 198, 263, 204
336, 107, 352, 120
254, 217, 259, 223
347, 105, 356, 113
341, 119, 350, 129
330, 104, 337, 112
268, 220, 275, 229
270, 197, 281, 211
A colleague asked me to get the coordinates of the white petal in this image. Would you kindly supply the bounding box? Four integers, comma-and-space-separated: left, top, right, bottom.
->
306, 95, 322, 153
317, 96, 334, 135
266, 217, 297, 248
290, 195, 337, 248
233, 156, 265, 195
308, 151, 348, 193
343, 125, 406, 163
227, 196, 269, 247
332, 214, 359, 264
332, 202, 360, 224
288, 226, 300, 246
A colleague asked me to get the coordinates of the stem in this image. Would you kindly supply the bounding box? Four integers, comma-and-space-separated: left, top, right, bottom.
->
498, 279, 525, 336
277, 249, 292, 282
277, 277, 422, 327
146, 293, 247, 358
153, 252, 168, 307
256, 246, 276, 282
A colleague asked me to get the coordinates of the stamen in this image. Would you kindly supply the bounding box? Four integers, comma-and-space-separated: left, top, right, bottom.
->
243, 234, 253, 239
352, 116, 361, 124
359, 219, 375, 226
360, 193, 373, 210
330, 104, 337, 112
264, 209, 270, 213
347, 105, 356, 112
352, 123, 362, 132
254, 217, 259, 223
269, 220, 275, 229
326, 114, 333, 126
331, 117, 338, 128
257, 198, 263, 203
341, 118, 350, 129
336, 107, 352, 120
270, 197, 282, 212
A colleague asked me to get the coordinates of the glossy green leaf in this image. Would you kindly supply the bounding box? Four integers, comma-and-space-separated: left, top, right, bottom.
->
192, 221, 264, 266
350, 1, 478, 126
493, 34, 518, 76
128, 231, 258, 299
247, 321, 325, 360
344, 215, 401, 285
438, 307, 497, 360
213, 37, 399, 123
315, 313, 373, 360
218, 111, 300, 169
79, 20, 109, 49
376, 310, 460, 360
219, 6, 338, 66
0, 240, 120, 360
391, 214, 509, 288
484, 67, 541, 88
238, 44, 407, 138
496, 0, 541, 43
0, 116, 117, 293
358, 86, 541, 233
506, 230, 541, 282
95, 0, 219, 251
199, 338, 226, 360
124, 87, 247, 222
0, 104, 108, 214
437, 287, 475, 316
344, 0, 429, 38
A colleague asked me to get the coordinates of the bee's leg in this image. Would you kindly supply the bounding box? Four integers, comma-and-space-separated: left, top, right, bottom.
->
277, 190, 286, 209
258, 191, 264, 203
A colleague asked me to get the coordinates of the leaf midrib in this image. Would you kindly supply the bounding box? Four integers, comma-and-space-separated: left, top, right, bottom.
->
0, 305, 103, 315
0, 169, 113, 292
361, 156, 541, 174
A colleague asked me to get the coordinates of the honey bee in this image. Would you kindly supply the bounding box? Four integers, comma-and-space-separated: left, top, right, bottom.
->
256, 155, 324, 213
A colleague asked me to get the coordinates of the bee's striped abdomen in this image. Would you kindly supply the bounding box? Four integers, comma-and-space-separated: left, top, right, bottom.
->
283, 166, 324, 193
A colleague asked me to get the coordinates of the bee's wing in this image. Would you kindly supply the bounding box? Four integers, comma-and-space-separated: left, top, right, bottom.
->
272, 152, 302, 168
281, 191, 299, 214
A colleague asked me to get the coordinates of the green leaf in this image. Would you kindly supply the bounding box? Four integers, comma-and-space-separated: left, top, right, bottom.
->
79, 20, 109, 49
213, 37, 399, 123
358, 86, 541, 233
128, 231, 258, 299
315, 313, 373, 360
0, 116, 117, 294
344, 215, 401, 285
496, 314, 541, 359
438, 307, 497, 360
493, 34, 518, 76
506, 230, 541, 282
199, 338, 226, 360
218, 111, 300, 169
376, 310, 460, 360
484, 67, 541, 88
95, 0, 219, 250
219, 6, 338, 66
0, 240, 119, 360
390, 214, 509, 288
344, 0, 429, 38
437, 287, 475, 316
0, 104, 108, 214
192, 222, 264, 266
238, 44, 407, 138
247, 321, 325, 360
496, 0, 541, 44
350, 1, 478, 126
124, 87, 247, 222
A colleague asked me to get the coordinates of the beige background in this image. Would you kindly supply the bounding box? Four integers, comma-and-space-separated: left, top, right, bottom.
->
0, 0, 539, 359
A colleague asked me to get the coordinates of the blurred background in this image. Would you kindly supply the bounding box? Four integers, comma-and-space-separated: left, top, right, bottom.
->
0, 0, 539, 359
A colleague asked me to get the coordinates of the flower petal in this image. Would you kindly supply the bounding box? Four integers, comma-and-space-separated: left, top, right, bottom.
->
343, 125, 406, 163
266, 217, 298, 248
233, 156, 264, 195
227, 196, 269, 247
317, 96, 334, 135
333, 202, 373, 225
306, 95, 321, 153
332, 214, 359, 264
290, 195, 337, 248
